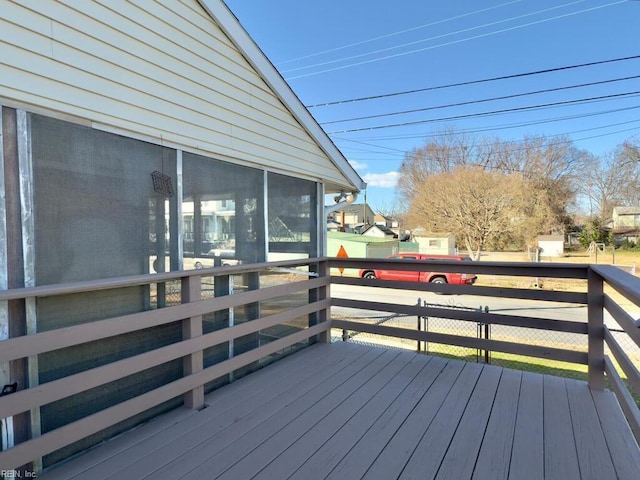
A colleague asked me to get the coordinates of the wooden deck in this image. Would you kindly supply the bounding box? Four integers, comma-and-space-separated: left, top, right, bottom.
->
41, 342, 640, 480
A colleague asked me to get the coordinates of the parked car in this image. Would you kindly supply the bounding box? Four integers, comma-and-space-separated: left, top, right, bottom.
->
359, 253, 477, 285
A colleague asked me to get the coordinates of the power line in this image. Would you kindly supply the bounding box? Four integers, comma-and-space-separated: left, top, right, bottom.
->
276, 0, 522, 66
326, 91, 640, 134
320, 75, 640, 125
334, 117, 640, 158
286, 1, 626, 80
307, 54, 640, 107
284, 0, 587, 74
334, 105, 640, 142
340, 105, 640, 142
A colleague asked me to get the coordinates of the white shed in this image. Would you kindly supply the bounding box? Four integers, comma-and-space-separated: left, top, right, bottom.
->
537, 235, 565, 257
414, 233, 457, 255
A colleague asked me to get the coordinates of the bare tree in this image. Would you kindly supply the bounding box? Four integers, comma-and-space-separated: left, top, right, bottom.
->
580, 146, 640, 219
398, 129, 582, 244
398, 127, 496, 200
623, 138, 640, 163
406, 167, 529, 259
492, 134, 585, 227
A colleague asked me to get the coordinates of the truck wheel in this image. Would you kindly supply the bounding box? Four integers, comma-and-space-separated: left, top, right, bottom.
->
431, 276, 446, 294
363, 271, 377, 280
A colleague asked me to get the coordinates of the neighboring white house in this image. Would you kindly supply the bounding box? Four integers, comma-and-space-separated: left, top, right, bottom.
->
374, 213, 399, 229
611, 206, 640, 228
330, 203, 376, 231
608, 206, 640, 243
537, 235, 565, 257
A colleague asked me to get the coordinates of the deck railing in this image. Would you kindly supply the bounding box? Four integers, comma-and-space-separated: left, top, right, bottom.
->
0, 259, 330, 471
328, 257, 640, 443
0, 257, 639, 472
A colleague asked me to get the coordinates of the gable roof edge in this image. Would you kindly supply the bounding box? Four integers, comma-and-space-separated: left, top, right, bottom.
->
198, 0, 366, 192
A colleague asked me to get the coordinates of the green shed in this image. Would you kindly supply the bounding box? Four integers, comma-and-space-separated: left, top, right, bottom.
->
327, 231, 399, 277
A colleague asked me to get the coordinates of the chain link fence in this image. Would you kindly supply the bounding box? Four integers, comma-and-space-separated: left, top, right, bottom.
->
332, 297, 627, 383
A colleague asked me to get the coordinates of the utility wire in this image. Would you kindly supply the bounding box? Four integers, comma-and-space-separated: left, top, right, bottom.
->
286, 1, 626, 80
341, 105, 640, 141
284, 0, 587, 74
335, 118, 640, 159
327, 91, 640, 134
307, 54, 640, 107
276, 0, 522, 66
321, 75, 640, 125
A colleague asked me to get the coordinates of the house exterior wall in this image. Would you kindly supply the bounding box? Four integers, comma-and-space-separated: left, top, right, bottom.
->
613, 211, 640, 228
0, 0, 355, 191
332, 204, 375, 229
367, 242, 399, 258
343, 213, 361, 226
0, 0, 361, 465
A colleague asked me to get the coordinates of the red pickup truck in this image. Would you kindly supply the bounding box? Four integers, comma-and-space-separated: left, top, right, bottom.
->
359, 253, 477, 285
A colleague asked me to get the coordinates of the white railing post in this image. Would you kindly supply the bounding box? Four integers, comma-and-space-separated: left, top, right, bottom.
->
181, 275, 204, 409
587, 267, 605, 390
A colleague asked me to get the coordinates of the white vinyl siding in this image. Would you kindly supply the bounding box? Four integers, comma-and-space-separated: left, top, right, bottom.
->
0, 0, 354, 189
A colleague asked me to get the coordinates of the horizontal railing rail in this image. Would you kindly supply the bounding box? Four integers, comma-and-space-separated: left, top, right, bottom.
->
0, 276, 329, 363
332, 319, 588, 365
0, 258, 319, 301
329, 257, 590, 278
332, 275, 588, 303
332, 297, 589, 334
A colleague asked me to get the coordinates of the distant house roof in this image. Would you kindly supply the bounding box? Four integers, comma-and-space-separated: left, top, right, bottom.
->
613, 206, 640, 215
412, 228, 454, 238
327, 231, 397, 244
362, 224, 397, 237
537, 235, 564, 242
333, 203, 375, 216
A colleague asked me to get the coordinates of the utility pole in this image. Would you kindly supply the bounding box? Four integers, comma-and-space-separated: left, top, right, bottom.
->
363, 189, 367, 226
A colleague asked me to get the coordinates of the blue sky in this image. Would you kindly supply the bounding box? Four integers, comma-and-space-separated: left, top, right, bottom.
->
224, 0, 640, 212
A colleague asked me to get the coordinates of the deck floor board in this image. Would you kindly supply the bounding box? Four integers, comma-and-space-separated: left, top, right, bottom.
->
566, 379, 617, 479
40, 343, 640, 480
471, 368, 522, 480
543, 375, 581, 479
509, 371, 544, 480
